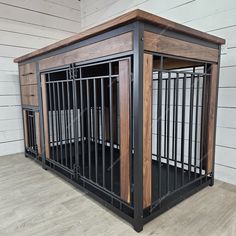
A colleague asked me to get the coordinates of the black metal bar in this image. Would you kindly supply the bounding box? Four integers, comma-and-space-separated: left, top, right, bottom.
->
86, 79, 92, 179
72, 65, 79, 178
52, 81, 59, 163
79, 68, 85, 177
188, 69, 195, 180
133, 21, 144, 232
48, 77, 55, 161
194, 74, 200, 179
109, 62, 114, 193
157, 57, 163, 200
57, 82, 63, 165
61, 81, 68, 167
93, 79, 98, 183
101, 78, 106, 187
166, 72, 171, 193
66, 70, 73, 170
181, 74, 186, 185
174, 73, 179, 189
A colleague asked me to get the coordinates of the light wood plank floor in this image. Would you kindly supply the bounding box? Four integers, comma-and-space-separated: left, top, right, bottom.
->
0, 153, 235, 236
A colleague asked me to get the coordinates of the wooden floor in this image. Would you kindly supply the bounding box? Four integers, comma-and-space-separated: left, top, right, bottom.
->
0, 154, 235, 236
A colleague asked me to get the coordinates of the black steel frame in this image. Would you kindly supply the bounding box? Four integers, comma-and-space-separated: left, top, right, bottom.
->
19, 21, 221, 232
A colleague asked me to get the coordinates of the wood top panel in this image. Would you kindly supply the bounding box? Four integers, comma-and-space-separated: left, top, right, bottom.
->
14, 9, 225, 63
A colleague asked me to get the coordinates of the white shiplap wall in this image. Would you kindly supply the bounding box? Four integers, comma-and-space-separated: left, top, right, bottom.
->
0, 0, 81, 156
80, 0, 236, 185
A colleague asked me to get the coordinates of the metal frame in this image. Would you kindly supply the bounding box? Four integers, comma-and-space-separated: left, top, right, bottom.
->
19, 21, 221, 232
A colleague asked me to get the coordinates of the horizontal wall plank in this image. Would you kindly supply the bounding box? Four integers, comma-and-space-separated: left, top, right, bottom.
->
0, 140, 24, 156
219, 66, 236, 88
186, 8, 236, 32
217, 107, 236, 129
0, 95, 21, 106
0, 129, 23, 143
0, 45, 33, 59
45, 0, 81, 11
218, 88, 236, 108
221, 47, 236, 68
0, 4, 80, 33
215, 145, 236, 169
0, 81, 20, 95
215, 164, 236, 186
0, 18, 75, 41
0, 58, 18, 71
0, 71, 18, 82
216, 127, 236, 149
0, 31, 57, 49
0, 119, 23, 132
0, 107, 22, 120
0, 0, 81, 22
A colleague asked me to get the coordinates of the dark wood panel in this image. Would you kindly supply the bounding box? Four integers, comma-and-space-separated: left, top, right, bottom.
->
21, 85, 38, 106
144, 31, 219, 63
41, 75, 50, 159
35, 112, 42, 156
207, 64, 219, 173
19, 62, 36, 76
20, 74, 37, 86
153, 57, 202, 70
14, 10, 224, 63
39, 32, 133, 70
23, 110, 29, 148
119, 59, 131, 203
143, 54, 153, 208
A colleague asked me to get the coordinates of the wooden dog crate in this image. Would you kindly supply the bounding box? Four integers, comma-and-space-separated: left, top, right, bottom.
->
14, 10, 225, 232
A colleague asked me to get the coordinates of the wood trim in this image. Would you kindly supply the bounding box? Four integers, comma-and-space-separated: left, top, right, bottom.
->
119, 59, 131, 203
35, 112, 42, 155
207, 64, 219, 173
14, 9, 224, 63
39, 32, 133, 71
23, 110, 28, 148
41, 74, 50, 159
144, 31, 219, 63
143, 54, 153, 208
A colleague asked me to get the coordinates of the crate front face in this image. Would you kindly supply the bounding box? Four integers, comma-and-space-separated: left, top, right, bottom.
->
40, 57, 135, 215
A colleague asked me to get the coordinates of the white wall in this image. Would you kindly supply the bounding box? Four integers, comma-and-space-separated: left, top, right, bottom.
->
80, 0, 236, 185
0, 0, 81, 156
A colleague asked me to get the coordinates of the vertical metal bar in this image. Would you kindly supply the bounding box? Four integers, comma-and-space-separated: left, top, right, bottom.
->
57, 82, 63, 165
174, 73, 179, 189
48, 78, 55, 161
188, 69, 195, 181
86, 79, 92, 179
181, 74, 186, 186
71, 65, 79, 178
157, 57, 163, 199
164, 77, 168, 194
101, 78, 106, 187
109, 63, 114, 192
133, 21, 144, 232
79, 68, 85, 177
61, 82, 68, 167
52, 81, 59, 163
200, 65, 207, 180
93, 79, 98, 183
194, 74, 200, 178
166, 72, 171, 193
66, 70, 73, 170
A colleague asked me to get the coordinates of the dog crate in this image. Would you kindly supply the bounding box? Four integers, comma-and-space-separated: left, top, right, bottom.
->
14, 10, 225, 232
